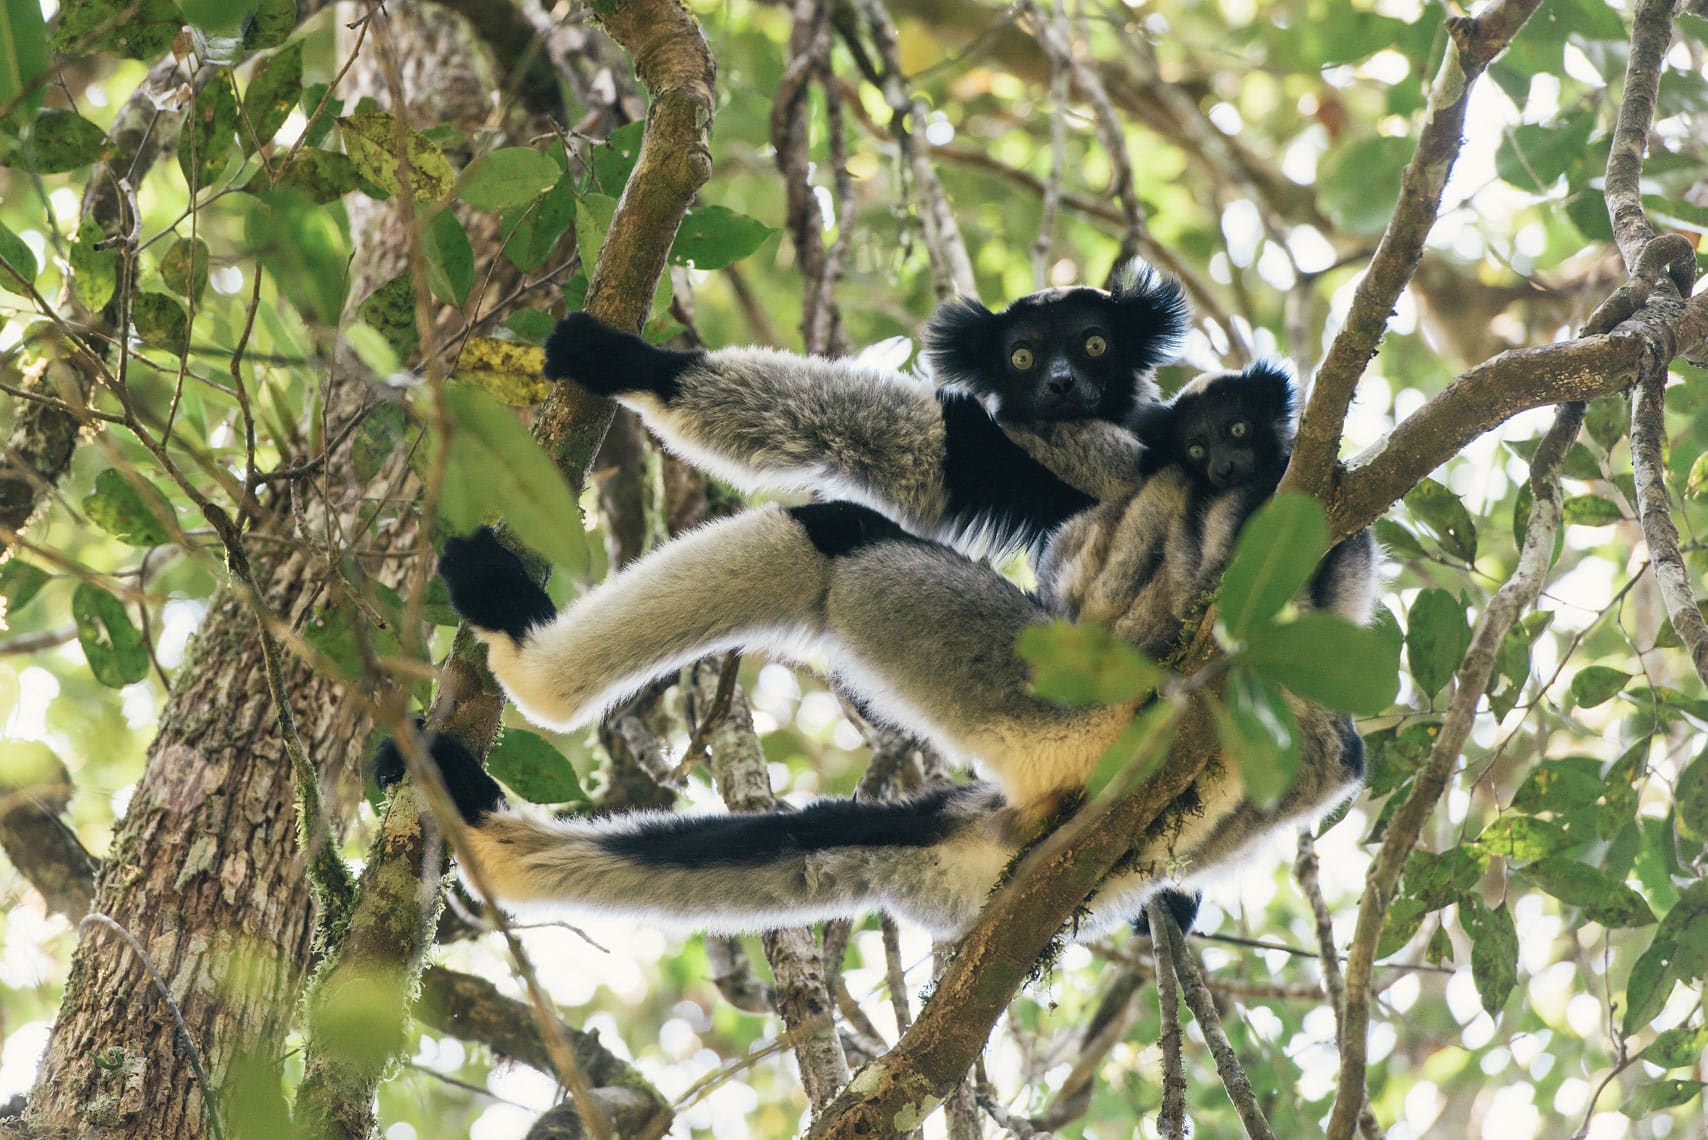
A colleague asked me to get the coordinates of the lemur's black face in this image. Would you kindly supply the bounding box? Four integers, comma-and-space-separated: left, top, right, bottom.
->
925, 267, 1189, 424
1135, 362, 1297, 492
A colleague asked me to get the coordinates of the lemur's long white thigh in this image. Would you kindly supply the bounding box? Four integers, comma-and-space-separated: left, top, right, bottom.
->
445, 504, 1135, 815
476, 508, 832, 734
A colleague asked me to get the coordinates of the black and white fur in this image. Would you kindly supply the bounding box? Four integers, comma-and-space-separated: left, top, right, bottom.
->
400, 275, 1377, 939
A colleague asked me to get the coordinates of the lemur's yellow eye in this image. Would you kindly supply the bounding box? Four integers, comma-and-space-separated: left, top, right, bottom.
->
1084, 335, 1108, 357
1229, 421, 1248, 438
1187, 445, 1207, 460
1010, 347, 1035, 370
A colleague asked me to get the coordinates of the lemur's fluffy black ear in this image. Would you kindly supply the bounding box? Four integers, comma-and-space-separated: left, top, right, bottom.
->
1239, 360, 1298, 420
1109, 262, 1192, 370
924, 296, 1001, 396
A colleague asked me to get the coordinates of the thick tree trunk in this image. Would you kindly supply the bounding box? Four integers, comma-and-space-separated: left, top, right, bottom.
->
24, 7, 536, 1136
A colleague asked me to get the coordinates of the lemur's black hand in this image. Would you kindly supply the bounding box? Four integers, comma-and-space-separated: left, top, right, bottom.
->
372, 730, 505, 825
438, 527, 556, 642
543, 311, 704, 401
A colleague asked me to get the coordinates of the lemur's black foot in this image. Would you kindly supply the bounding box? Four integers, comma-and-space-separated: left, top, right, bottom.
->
1131, 887, 1204, 938
438, 527, 556, 642
543, 311, 703, 401
372, 731, 505, 825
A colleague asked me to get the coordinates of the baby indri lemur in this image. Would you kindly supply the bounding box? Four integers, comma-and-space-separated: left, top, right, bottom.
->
382, 269, 1378, 938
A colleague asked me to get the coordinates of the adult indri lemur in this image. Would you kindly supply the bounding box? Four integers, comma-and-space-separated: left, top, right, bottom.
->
385, 270, 1378, 938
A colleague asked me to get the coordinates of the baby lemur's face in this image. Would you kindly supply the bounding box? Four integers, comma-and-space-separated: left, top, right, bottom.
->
1135, 363, 1298, 492
925, 269, 1190, 425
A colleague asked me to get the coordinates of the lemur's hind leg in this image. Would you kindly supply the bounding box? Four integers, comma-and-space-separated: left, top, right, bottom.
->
442, 504, 1136, 814
440, 512, 834, 733
808, 521, 1134, 814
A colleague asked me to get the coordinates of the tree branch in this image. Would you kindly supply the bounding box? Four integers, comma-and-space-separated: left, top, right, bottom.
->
1326, 402, 1581, 1139
805, 699, 1212, 1138
1285, 0, 1544, 498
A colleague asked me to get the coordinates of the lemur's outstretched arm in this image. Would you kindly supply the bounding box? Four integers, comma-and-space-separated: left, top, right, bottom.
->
440, 507, 1134, 816
545, 314, 1094, 553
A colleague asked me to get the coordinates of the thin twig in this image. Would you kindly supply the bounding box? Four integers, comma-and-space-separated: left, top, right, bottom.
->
80, 913, 226, 1140
1147, 900, 1189, 1140
1153, 905, 1276, 1140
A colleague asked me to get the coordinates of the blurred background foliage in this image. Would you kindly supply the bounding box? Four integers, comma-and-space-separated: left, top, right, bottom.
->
1, 0, 1706, 1136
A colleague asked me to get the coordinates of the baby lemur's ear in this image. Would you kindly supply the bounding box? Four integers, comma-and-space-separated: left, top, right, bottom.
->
1108, 263, 1192, 371
1239, 359, 1298, 420
924, 296, 1002, 397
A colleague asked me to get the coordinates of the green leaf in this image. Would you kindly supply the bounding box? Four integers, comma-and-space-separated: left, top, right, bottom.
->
1570, 665, 1630, 709
350, 401, 407, 483
69, 218, 116, 310
181, 0, 252, 31
240, 40, 302, 152
1461, 898, 1518, 1016
1084, 700, 1176, 800
437, 385, 589, 574
1643, 1025, 1708, 1070
0, 559, 50, 614
0, 219, 37, 294
1425, 924, 1454, 967
28, 108, 113, 171
458, 146, 561, 210
502, 174, 575, 273
572, 191, 618, 274
180, 74, 240, 191
53, 0, 182, 60
338, 112, 456, 203
264, 148, 361, 202
1562, 493, 1624, 526
1404, 589, 1470, 699
241, 0, 295, 51
83, 469, 177, 546
244, 188, 348, 325
1372, 518, 1427, 561
1620, 1080, 1703, 1118
72, 582, 150, 688
1475, 815, 1571, 861
590, 120, 644, 193
1585, 395, 1626, 449
1016, 621, 1161, 707
1404, 479, 1478, 562
669, 205, 776, 270
1685, 453, 1708, 499
1623, 938, 1679, 1037
1216, 492, 1329, 639
161, 237, 210, 304
1, 0, 50, 123
1495, 106, 1596, 193
1403, 845, 1487, 909
1678, 749, 1708, 840
1510, 756, 1606, 814
1375, 897, 1427, 959
487, 729, 587, 804
1214, 669, 1301, 809
131, 292, 189, 354
1240, 612, 1399, 716
505, 308, 556, 343
1522, 857, 1655, 927
1319, 136, 1412, 235
356, 274, 418, 361
423, 207, 473, 307
303, 601, 366, 680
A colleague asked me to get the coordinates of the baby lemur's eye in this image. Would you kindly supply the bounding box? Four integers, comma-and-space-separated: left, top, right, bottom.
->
1187, 444, 1207, 460
1084, 334, 1108, 358
1228, 421, 1248, 438
1010, 347, 1035, 370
